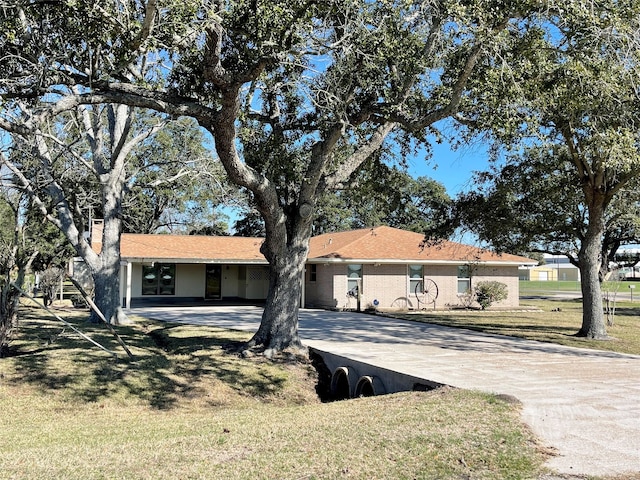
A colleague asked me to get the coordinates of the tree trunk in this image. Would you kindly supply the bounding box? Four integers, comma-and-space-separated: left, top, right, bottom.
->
207, 87, 315, 355
89, 108, 129, 326
0, 276, 20, 356
247, 236, 308, 356
90, 211, 128, 325
92, 263, 127, 325
0, 252, 32, 356
577, 197, 608, 339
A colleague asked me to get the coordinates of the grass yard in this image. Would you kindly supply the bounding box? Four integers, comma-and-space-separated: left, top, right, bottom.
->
0, 305, 549, 480
2, 294, 639, 480
520, 280, 583, 295
391, 297, 640, 356
520, 279, 640, 299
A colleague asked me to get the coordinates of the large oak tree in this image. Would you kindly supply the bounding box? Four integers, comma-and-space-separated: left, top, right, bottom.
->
1, 103, 223, 324
2, 104, 168, 324
1, 0, 526, 353
455, 145, 640, 284
455, 0, 640, 338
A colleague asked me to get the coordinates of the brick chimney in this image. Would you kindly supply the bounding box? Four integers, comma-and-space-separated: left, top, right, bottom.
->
91, 219, 104, 251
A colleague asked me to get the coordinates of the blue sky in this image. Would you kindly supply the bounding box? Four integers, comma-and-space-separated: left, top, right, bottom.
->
218, 133, 491, 232
405, 137, 489, 198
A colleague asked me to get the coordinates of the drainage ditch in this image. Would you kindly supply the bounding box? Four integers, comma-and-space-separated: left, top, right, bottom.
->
309, 348, 445, 402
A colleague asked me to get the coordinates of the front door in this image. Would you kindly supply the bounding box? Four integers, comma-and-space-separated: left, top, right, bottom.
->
205, 264, 222, 299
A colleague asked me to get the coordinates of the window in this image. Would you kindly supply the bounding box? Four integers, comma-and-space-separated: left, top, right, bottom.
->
309, 264, 317, 282
457, 265, 470, 294
347, 264, 362, 296
409, 265, 423, 294
142, 264, 176, 295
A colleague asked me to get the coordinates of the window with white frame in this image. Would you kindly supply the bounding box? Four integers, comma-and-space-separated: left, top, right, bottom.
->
347, 264, 362, 296
457, 265, 470, 294
409, 265, 423, 294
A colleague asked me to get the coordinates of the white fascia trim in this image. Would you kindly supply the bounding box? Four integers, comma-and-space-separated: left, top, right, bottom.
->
123, 257, 269, 265
306, 258, 536, 267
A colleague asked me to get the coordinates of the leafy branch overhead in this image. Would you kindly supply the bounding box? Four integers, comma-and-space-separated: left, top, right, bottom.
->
0, 0, 572, 351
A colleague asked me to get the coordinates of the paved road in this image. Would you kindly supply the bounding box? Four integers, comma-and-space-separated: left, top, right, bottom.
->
132, 306, 640, 477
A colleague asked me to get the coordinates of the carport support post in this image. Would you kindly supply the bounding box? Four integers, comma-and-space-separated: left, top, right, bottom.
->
124, 261, 132, 309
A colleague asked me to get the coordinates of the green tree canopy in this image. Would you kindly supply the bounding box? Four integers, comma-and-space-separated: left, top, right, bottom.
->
456, 145, 640, 273
314, 164, 452, 235
454, 0, 640, 338
235, 167, 452, 236
1, 0, 532, 352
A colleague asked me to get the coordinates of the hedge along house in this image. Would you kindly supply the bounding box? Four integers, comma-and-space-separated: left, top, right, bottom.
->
90, 221, 535, 310
305, 226, 537, 311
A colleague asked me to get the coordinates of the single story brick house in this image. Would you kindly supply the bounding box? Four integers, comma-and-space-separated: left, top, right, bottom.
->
90, 221, 535, 310
305, 227, 535, 310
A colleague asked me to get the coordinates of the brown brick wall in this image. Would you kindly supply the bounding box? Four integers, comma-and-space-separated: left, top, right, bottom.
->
304, 262, 521, 311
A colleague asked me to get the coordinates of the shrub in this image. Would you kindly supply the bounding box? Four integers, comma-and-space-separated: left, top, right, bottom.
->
474, 281, 508, 310
71, 294, 88, 309
38, 267, 64, 306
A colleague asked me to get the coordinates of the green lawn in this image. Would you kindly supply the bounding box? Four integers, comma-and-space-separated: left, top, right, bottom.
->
1, 301, 638, 479
392, 297, 640, 356
520, 279, 640, 298
0, 305, 549, 480
520, 280, 583, 294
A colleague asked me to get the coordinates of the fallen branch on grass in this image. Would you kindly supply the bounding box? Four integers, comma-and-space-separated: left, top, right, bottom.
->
10, 282, 123, 360
65, 275, 134, 360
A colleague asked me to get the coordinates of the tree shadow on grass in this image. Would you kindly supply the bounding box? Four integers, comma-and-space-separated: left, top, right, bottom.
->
144, 324, 290, 403
6, 312, 291, 410
608, 306, 640, 317
409, 313, 580, 337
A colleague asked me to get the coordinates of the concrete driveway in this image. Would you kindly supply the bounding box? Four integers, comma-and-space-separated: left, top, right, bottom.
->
132, 305, 640, 477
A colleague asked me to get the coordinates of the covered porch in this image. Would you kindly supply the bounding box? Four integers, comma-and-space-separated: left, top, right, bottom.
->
119, 261, 270, 309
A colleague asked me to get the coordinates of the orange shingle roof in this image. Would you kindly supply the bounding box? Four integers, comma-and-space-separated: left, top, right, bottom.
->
97, 226, 534, 265
117, 234, 266, 263
308, 226, 535, 265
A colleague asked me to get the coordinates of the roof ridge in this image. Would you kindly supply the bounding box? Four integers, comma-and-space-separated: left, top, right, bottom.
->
319, 226, 386, 251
